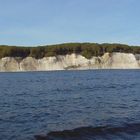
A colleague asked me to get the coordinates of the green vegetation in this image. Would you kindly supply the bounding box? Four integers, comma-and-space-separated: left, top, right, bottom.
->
0, 43, 140, 59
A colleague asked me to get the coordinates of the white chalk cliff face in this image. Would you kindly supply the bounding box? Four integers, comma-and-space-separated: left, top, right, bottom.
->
0, 52, 140, 72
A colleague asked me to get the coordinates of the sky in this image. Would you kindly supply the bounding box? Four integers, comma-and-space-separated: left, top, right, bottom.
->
0, 0, 140, 46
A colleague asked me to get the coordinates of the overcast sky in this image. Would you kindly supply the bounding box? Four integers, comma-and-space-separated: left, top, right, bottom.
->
0, 0, 140, 46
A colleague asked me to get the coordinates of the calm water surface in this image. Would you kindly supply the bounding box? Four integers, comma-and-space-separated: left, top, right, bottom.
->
0, 70, 140, 140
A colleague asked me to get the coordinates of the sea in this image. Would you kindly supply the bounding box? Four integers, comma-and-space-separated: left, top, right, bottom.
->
0, 70, 140, 140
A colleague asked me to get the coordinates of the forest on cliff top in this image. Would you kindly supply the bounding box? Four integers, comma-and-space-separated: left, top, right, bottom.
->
0, 43, 140, 59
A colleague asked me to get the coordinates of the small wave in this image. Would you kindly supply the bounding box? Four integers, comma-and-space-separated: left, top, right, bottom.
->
35, 123, 140, 140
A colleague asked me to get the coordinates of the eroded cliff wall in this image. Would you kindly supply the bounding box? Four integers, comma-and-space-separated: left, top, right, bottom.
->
0, 53, 140, 72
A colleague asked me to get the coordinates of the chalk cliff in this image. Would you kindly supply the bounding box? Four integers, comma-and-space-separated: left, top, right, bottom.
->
0, 53, 140, 72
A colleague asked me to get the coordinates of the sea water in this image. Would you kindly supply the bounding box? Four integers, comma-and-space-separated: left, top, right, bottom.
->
0, 70, 140, 140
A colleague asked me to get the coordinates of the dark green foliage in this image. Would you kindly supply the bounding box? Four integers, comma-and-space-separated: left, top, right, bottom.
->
29, 47, 45, 59
0, 45, 30, 58
0, 43, 140, 59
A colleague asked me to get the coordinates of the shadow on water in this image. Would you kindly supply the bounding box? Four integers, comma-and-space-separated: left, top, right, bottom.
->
35, 122, 140, 140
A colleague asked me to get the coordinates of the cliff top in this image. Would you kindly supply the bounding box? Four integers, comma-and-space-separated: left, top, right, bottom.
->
0, 43, 140, 59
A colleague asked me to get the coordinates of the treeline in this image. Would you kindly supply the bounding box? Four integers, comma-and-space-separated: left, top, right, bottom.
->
0, 43, 140, 59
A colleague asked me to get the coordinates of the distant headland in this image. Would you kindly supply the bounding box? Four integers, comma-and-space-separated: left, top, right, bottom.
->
0, 43, 140, 71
